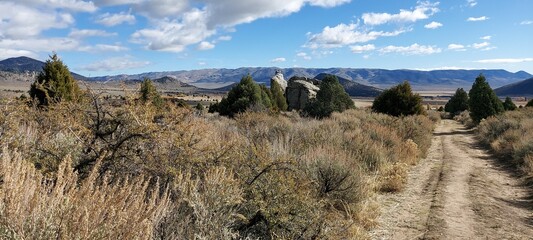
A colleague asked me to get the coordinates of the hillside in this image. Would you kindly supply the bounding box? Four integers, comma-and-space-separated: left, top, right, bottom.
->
314, 73, 382, 97
494, 77, 533, 97
91, 67, 531, 90
0, 56, 87, 80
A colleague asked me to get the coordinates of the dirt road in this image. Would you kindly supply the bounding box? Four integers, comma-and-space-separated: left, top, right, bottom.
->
370, 120, 533, 240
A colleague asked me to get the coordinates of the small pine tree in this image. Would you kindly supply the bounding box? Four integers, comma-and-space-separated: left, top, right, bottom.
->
468, 74, 504, 123
304, 75, 355, 118
502, 97, 517, 111
270, 80, 288, 111
139, 78, 164, 108
195, 103, 204, 111
444, 88, 469, 116
29, 53, 80, 106
372, 81, 424, 117
217, 75, 272, 117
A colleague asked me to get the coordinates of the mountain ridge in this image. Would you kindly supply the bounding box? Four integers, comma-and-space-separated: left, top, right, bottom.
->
494, 77, 533, 97
2, 56, 531, 91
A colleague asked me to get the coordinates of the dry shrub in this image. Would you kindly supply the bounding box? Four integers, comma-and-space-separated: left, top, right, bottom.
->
478, 108, 533, 177
0, 148, 169, 239
155, 167, 243, 239
454, 110, 475, 128
0, 97, 437, 239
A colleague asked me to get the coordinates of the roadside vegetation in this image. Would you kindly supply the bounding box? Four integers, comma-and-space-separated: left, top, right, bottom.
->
0, 54, 437, 239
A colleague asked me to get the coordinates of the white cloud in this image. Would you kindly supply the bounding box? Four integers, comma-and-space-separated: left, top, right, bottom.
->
350, 44, 375, 53
271, 57, 286, 63
0, 48, 38, 59
480, 35, 491, 40
466, 0, 477, 7
197, 41, 215, 50
297, 52, 312, 60
379, 43, 441, 55
68, 29, 116, 38
305, 23, 408, 49
96, 12, 136, 26
0, 2, 74, 39
467, 16, 489, 22
475, 58, 533, 64
362, 1, 439, 26
16, 0, 97, 12
198, 61, 207, 66
448, 44, 466, 51
218, 35, 232, 41
472, 41, 490, 49
79, 44, 128, 52
424, 21, 443, 29
81, 56, 150, 72
131, 9, 215, 52
0, 38, 80, 52
520, 20, 533, 25
307, 0, 351, 7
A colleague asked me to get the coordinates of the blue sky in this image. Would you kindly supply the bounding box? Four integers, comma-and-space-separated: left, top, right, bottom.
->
0, 0, 532, 76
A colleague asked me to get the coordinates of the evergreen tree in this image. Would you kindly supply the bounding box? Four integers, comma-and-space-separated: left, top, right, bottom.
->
444, 88, 469, 116
468, 74, 504, 123
304, 75, 355, 118
139, 78, 164, 108
372, 81, 424, 117
502, 97, 517, 111
270, 80, 288, 111
29, 53, 80, 106
218, 75, 272, 117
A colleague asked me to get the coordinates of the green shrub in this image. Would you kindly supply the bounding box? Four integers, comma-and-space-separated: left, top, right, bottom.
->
270, 80, 288, 111
502, 97, 517, 111
217, 75, 272, 117
468, 74, 504, 123
526, 99, 533, 107
139, 78, 164, 108
444, 88, 469, 116
372, 81, 424, 117
303, 74, 354, 118
29, 53, 81, 106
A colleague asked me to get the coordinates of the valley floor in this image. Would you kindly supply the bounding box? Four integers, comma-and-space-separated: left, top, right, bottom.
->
370, 120, 533, 239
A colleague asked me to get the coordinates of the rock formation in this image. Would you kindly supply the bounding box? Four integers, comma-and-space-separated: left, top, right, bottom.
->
271, 69, 287, 91
286, 76, 321, 111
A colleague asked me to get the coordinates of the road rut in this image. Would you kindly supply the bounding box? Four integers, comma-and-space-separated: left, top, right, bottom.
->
370, 120, 533, 240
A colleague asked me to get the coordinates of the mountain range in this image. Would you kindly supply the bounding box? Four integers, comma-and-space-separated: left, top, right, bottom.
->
1, 56, 532, 94
494, 77, 533, 97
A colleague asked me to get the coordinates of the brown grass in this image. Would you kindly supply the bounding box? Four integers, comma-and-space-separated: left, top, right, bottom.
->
0, 96, 436, 239
478, 107, 533, 177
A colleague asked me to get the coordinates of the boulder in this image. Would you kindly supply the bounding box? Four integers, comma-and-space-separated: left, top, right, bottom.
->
271, 70, 287, 91
286, 76, 321, 111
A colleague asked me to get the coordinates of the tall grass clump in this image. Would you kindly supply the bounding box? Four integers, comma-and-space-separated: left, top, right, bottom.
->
0, 148, 170, 239
478, 107, 533, 178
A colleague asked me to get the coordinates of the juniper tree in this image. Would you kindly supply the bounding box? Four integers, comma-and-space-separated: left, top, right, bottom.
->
468, 74, 504, 123
371, 81, 424, 117
502, 97, 517, 111
444, 88, 469, 116
304, 74, 354, 118
29, 53, 81, 106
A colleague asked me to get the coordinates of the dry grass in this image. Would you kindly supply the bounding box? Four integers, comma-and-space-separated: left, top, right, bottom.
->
0, 96, 436, 239
478, 107, 533, 177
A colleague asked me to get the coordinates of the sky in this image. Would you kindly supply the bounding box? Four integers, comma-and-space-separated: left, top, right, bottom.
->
0, 0, 532, 77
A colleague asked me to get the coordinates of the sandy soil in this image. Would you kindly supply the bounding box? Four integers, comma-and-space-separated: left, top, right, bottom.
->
370, 120, 533, 240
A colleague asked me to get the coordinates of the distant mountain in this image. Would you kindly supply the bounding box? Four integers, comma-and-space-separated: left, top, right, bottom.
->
0, 56, 87, 80
494, 77, 533, 97
314, 73, 382, 97
90, 68, 532, 91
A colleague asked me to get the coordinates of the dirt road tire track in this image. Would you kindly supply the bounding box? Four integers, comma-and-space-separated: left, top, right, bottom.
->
370, 120, 533, 240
